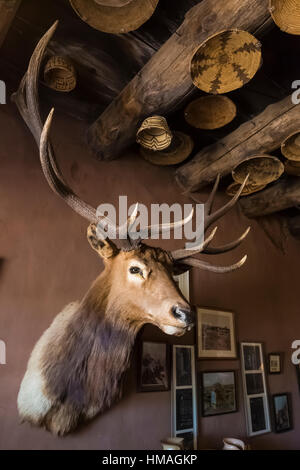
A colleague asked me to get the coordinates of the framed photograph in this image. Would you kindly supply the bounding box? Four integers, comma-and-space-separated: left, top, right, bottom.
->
138, 341, 170, 392
173, 271, 190, 302
197, 307, 236, 359
172, 345, 197, 450
201, 371, 237, 417
240, 342, 271, 436
272, 393, 292, 433
268, 353, 282, 374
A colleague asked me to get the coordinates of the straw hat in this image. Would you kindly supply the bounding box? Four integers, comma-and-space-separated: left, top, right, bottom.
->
140, 131, 194, 166
269, 0, 300, 35
226, 181, 266, 197
136, 116, 172, 151
284, 159, 300, 176
190, 30, 261, 94
69, 0, 159, 34
184, 95, 236, 129
281, 132, 300, 161
44, 56, 76, 92
232, 155, 284, 185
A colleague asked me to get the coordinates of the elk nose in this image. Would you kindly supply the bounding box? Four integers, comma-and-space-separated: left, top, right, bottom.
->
172, 305, 195, 328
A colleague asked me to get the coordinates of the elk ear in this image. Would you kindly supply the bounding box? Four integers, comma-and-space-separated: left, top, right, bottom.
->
87, 224, 117, 259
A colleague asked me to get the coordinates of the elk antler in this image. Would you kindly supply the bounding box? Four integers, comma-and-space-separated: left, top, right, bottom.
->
12, 22, 193, 250
171, 175, 250, 273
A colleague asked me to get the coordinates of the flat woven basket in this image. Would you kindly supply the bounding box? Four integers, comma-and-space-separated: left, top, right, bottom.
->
184, 95, 236, 129
281, 132, 300, 161
269, 0, 300, 35
232, 155, 284, 185
190, 30, 261, 94
226, 181, 266, 197
140, 131, 193, 166
94, 0, 132, 6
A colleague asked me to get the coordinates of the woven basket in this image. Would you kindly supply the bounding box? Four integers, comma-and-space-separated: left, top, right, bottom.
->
136, 116, 172, 151
44, 56, 76, 92
69, 0, 159, 34
226, 181, 266, 197
184, 95, 236, 129
94, 0, 132, 6
232, 155, 284, 185
281, 131, 300, 161
190, 30, 261, 94
269, 0, 300, 35
140, 131, 193, 166
284, 159, 300, 176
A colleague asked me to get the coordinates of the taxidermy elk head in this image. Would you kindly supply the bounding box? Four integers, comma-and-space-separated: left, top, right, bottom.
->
14, 23, 250, 435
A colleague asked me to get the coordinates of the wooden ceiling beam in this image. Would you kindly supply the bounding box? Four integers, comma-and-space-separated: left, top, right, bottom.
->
0, 0, 21, 49
86, 0, 270, 160
176, 94, 300, 192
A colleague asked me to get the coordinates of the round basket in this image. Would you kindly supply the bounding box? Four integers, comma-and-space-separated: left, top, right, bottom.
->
140, 131, 193, 166
284, 159, 300, 176
226, 181, 267, 197
281, 131, 300, 161
94, 0, 132, 6
269, 0, 300, 35
136, 116, 172, 151
184, 95, 236, 129
69, 0, 159, 34
44, 56, 76, 92
232, 155, 284, 185
190, 30, 261, 94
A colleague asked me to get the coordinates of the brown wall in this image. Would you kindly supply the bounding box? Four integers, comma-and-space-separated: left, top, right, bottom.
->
0, 104, 299, 450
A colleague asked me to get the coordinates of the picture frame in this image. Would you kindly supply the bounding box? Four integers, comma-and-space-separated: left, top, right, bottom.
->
268, 353, 282, 374
137, 341, 170, 392
173, 271, 190, 302
197, 307, 237, 359
240, 342, 271, 437
272, 393, 292, 433
201, 370, 237, 417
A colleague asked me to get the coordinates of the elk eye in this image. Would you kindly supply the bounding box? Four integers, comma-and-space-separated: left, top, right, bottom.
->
129, 266, 142, 275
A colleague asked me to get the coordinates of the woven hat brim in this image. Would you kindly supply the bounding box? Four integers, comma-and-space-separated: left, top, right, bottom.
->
69, 0, 159, 34
270, 0, 300, 35
184, 95, 236, 129
140, 132, 194, 166
232, 155, 284, 185
190, 29, 261, 94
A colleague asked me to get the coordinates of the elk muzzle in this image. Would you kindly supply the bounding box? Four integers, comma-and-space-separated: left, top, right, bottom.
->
171, 304, 195, 331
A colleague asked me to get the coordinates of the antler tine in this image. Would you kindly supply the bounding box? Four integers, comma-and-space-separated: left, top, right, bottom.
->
202, 226, 251, 254
171, 226, 218, 261
179, 254, 247, 273
138, 207, 194, 240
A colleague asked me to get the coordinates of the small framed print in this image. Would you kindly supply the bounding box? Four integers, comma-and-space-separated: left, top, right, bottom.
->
197, 307, 236, 359
272, 393, 292, 433
201, 371, 237, 417
268, 353, 282, 374
137, 341, 170, 392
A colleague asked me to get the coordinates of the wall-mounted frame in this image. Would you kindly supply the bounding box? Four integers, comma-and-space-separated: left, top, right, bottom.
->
272, 393, 293, 433
201, 370, 237, 417
240, 342, 271, 437
137, 341, 170, 392
268, 352, 282, 374
197, 307, 236, 359
173, 271, 190, 302
172, 345, 197, 450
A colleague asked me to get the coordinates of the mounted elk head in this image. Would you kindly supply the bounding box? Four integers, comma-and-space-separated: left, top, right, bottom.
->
14, 23, 250, 435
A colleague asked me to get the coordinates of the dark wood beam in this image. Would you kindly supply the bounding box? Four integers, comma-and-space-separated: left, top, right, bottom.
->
0, 0, 21, 49
240, 177, 300, 218
176, 94, 300, 192
86, 0, 270, 160
288, 215, 300, 239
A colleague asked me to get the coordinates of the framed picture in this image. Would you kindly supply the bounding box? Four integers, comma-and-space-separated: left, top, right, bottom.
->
272, 393, 292, 433
268, 353, 282, 374
172, 345, 197, 450
201, 371, 237, 417
138, 341, 170, 392
197, 307, 236, 359
240, 342, 271, 436
173, 271, 190, 302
